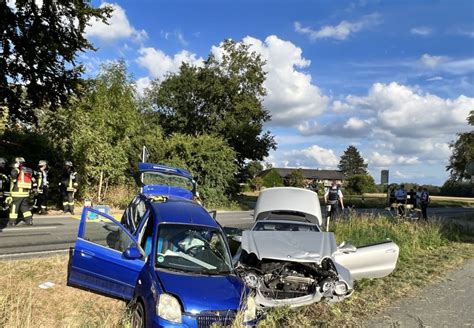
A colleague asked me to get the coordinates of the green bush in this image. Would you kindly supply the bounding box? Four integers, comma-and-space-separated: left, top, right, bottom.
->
262, 169, 284, 188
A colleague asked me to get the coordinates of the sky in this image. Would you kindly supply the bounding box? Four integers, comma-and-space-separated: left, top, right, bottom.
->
80, 0, 474, 186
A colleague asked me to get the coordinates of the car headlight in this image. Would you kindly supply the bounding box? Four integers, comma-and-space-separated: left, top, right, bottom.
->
334, 281, 348, 296
243, 296, 257, 323
156, 293, 182, 323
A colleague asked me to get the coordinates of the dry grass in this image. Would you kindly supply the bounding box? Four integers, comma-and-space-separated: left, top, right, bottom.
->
0, 256, 128, 328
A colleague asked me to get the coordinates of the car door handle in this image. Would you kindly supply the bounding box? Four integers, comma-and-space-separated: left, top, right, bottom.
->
80, 250, 95, 258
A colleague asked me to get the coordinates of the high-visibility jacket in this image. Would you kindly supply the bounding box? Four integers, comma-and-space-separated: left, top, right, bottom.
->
60, 171, 78, 192
10, 166, 33, 197
35, 170, 48, 193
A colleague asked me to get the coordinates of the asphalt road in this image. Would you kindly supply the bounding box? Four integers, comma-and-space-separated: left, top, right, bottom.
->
366, 258, 474, 327
0, 207, 473, 260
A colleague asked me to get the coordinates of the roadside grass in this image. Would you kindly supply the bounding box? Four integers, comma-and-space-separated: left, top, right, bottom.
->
257, 214, 474, 327
0, 256, 129, 328
1, 214, 473, 327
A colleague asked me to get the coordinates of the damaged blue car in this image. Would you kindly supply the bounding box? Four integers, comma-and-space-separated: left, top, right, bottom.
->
67, 163, 255, 327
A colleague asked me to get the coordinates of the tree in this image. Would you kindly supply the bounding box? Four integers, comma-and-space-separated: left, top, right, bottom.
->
0, 0, 111, 124
240, 160, 263, 183
346, 174, 377, 194
43, 61, 141, 200
146, 39, 276, 165
162, 133, 238, 206
262, 169, 284, 188
288, 169, 305, 188
447, 111, 474, 181
338, 146, 368, 177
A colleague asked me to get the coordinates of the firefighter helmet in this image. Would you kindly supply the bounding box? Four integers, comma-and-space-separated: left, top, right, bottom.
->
64, 161, 73, 167
15, 157, 25, 163
38, 160, 48, 167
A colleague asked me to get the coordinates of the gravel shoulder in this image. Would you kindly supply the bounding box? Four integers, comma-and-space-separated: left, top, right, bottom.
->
366, 258, 474, 328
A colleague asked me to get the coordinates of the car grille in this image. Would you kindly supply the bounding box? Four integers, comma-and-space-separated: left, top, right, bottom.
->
262, 289, 310, 299
196, 310, 236, 328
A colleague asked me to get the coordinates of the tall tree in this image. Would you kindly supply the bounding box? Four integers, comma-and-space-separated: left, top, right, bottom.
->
288, 169, 305, 188
447, 111, 474, 181
0, 0, 111, 124
146, 39, 276, 165
338, 145, 368, 177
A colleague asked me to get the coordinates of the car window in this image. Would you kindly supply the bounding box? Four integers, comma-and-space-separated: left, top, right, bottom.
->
253, 222, 319, 232
122, 196, 147, 231
155, 224, 232, 275
83, 215, 135, 253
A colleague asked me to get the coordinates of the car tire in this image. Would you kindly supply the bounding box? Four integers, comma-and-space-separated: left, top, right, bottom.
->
130, 300, 145, 328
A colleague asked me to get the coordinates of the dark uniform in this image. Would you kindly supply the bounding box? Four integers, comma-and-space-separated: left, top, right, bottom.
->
9, 158, 34, 225
59, 162, 78, 214
0, 158, 10, 228
34, 160, 49, 214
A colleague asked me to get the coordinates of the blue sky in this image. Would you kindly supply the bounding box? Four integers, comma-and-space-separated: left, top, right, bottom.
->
80, 0, 474, 186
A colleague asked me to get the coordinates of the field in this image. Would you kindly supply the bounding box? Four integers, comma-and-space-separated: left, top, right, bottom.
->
0, 214, 473, 327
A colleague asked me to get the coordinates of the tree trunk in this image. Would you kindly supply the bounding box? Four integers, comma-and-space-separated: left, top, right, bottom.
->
98, 170, 103, 202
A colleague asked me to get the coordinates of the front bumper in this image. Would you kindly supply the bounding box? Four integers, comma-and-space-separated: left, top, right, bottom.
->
153, 312, 256, 328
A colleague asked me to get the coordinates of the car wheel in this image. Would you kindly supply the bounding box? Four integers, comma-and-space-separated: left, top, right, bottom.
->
131, 301, 145, 328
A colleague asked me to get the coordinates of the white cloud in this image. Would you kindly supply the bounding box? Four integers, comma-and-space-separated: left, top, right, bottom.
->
410, 27, 432, 36
369, 152, 420, 167
298, 117, 372, 137
135, 77, 152, 95
420, 54, 449, 68
161, 30, 188, 46
271, 145, 340, 168
343, 82, 473, 138
228, 35, 329, 125
294, 13, 381, 41
86, 3, 147, 42
136, 47, 203, 80
455, 29, 474, 38
426, 76, 443, 81
419, 54, 474, 74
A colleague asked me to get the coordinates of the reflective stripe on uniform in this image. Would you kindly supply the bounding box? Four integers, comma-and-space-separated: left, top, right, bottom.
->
11, 191, 29, 197
23, 211, 32, 217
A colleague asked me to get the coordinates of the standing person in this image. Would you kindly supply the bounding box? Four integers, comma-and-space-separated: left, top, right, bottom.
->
9, 157, 34, 226
324, 182, 344, 228
420, 187, 430, 220
59, 161, 78, 215
0, 158, 10, 228
415, 186, 423, 219
34, 160, 49, 215
394, 184, 407, 216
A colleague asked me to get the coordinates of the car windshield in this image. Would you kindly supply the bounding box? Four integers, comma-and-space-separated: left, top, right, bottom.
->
155, 224, 232, 275
142, 172, 194, 191
253, 221, 320, 232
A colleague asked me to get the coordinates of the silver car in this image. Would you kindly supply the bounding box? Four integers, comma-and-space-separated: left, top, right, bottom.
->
234, 187, 399, 308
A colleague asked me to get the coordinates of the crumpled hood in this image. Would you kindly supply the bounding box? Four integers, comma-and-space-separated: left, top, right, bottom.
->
241, 231, 338, 263
157, 270, 245, 313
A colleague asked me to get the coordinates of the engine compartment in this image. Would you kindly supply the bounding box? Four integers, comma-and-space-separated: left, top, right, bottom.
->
236, 251, 350, 303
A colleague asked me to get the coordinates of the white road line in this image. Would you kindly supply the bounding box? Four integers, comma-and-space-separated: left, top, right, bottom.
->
2, 226, 57, 232
0, 249, 69, 259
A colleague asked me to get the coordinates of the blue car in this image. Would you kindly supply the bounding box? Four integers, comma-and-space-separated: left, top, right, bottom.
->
67, 163, 256, 327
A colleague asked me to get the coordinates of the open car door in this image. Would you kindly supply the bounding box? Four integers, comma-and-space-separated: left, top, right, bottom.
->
334, 241, 399, 280
136, 162, 196, 200
67, 208, 145, 300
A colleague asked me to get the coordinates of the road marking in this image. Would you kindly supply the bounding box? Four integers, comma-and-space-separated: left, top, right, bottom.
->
0, 248, 69, 259
2, 226, 57, 232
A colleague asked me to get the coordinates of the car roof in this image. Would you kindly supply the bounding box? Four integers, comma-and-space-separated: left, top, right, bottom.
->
149, 197, 219, 228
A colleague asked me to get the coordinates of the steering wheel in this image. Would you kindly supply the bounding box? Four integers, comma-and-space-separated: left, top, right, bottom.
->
184, 245, 204, 256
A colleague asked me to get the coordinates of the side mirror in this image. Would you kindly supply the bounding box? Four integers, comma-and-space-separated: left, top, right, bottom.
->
123, 245, 143, 260
103, 223, 120, 232
338, 241, 357, 253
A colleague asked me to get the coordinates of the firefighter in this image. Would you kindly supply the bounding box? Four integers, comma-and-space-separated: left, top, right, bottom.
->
9, 157, 34, 226
0, 157, 10, 229
324, 182, 344, 228
34, 160, 49, 214
59, 161, 78, 215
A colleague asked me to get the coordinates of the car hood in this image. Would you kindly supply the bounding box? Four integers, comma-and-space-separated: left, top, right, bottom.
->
241, 231, 338, 263
156, 270, 245, 313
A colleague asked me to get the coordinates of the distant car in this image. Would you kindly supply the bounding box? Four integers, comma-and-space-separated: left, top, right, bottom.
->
233, 187, 400, 308
67, 163, 256, 328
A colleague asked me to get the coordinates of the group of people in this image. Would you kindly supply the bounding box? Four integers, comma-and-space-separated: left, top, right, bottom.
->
0, 157, 78, 227
392, 184, 430, 220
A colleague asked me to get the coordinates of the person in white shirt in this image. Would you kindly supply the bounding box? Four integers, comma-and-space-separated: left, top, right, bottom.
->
394, 184, 407, 216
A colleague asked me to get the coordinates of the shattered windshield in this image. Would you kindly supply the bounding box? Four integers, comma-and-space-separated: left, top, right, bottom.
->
155, 224, 232, 275
253, 221, 320, 232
